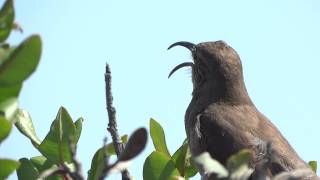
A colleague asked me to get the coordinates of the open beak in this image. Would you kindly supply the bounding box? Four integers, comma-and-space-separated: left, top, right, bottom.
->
168, 62, 194, 78
168, 41, 196, 78
168, 41, 196, 51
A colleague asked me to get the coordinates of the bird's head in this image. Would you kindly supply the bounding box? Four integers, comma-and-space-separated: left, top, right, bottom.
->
168, 41, 249, 102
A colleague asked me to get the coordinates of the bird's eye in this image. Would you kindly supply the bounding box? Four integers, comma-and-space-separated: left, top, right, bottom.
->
192, 53, 197, 61
193, 51, 201, 64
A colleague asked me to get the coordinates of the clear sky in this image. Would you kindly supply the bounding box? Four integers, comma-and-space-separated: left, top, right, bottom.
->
1, 0, 319, 179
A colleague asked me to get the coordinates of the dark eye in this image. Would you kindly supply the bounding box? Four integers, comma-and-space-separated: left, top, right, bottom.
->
192, 52, 197, 61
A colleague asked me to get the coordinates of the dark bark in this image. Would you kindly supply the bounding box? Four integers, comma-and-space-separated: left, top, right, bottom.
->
105, 64, 131, 180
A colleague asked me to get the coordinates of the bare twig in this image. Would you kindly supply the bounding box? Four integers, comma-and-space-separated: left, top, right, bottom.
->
104, 64, 131, 180
38, 166, 65, 179
61, 164, 76, 180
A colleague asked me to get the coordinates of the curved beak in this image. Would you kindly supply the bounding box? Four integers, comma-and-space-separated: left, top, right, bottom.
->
167, 41, 196, 51
168, 41, 196, 78
168, 62, 194, 78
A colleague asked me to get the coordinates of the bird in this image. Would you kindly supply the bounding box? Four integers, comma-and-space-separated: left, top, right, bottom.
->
168, 41, 316, 179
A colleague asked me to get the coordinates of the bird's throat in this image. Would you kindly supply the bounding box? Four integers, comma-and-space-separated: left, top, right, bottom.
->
192, 76, 253, 106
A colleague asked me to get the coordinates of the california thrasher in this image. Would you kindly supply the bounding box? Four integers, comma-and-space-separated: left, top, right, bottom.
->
168, 41, 316, 179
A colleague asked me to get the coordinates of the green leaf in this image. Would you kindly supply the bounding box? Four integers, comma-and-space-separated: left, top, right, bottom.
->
184, 156, 198, 178
14, 109, 41, 146
30, 156, 56, 173
308, 161, 317, 173
172, 142, 198, 178
0, 97, 17, 120
38, 107, 78, 164
0, 158, 20, 179
226, 149, 252, 173
30, 156, 49, 172
88, 146, 108, 180
16, 158, 39, 180
0, 46, 15, 66
0, 116, 11, 143
194, 152, 228, 178
106, 135, 128, 155
172, 143, 188, 176
30, 156, 63, 180
74, 117, 83, 144
0, 83, 22, 102
184, 142, 198, 178
0, 0, 14, 42
0, 35, 42, 86
159, 160, 180, 180
149, 118, 170, 157
31, 157, 64, 180
143, 151, 179, 180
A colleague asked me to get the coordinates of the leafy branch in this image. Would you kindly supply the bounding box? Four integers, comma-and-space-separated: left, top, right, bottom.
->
0, 0, 147, 179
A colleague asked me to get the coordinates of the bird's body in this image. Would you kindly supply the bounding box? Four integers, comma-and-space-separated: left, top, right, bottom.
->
168, 41, 316, 179
186, 101, 307, 174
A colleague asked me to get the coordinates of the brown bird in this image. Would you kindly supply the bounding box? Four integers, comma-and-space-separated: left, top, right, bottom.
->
168, 41, 316, 179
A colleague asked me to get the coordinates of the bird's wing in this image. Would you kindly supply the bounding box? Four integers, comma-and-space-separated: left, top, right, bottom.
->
198, 103, 309, 174
196, 103, 257, 164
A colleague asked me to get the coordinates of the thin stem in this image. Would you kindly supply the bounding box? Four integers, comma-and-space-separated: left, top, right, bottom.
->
105, 64, 131, 180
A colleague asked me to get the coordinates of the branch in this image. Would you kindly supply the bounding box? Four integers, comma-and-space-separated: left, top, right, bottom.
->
104, 64, 131, 180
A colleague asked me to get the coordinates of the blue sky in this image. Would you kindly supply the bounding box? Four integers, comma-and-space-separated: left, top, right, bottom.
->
1, 0, 319, 179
